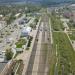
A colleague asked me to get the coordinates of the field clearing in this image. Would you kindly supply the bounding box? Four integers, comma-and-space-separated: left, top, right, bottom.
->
53, 32, 75, 75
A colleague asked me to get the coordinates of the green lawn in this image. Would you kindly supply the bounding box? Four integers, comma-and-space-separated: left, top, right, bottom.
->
16, 38, 27, 48
50, 15, 64, 31
53, 32, 75, 75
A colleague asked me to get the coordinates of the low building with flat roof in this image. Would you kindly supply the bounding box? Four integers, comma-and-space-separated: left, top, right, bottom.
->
21, 27, 32, 37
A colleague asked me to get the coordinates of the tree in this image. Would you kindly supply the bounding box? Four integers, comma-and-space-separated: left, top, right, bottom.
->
5, 48, 13, 60
69, 19, 73, 23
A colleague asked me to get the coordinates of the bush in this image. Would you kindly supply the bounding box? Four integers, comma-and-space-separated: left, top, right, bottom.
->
30, 23, 36, 29
27, 36, 33, 48
5, 48, 13, 60
35, 18, 38, 24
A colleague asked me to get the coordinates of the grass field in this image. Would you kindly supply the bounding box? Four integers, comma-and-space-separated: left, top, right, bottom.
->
53, 32, 75, 75
50, 15, 64, 31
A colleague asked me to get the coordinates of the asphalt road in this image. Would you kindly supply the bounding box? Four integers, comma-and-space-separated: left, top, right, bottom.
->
25, 13, 51, 75
0, 63, 6, 73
